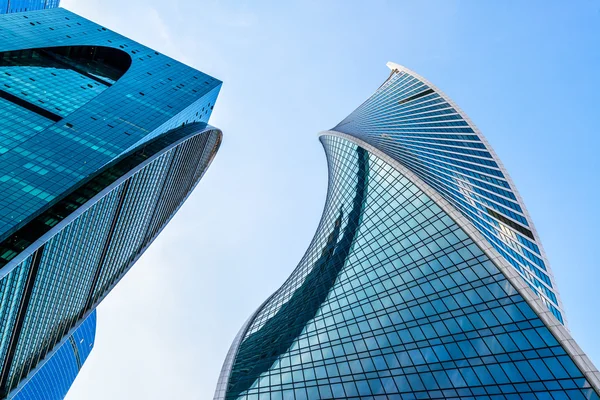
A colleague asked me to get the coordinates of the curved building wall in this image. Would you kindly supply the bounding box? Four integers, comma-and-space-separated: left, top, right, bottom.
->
0, 7, 223, 396
0, 124, 220, 396
334, 63, 563, 323
217, 133, 599, 400
216, 64, 599, 399
0, 8, 221, 243
10, 310, 95, 400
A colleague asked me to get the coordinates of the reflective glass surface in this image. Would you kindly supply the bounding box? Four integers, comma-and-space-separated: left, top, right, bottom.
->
0, 8, 221, 240
0, 1, 59, 15
12, 310, 95, 400
218, 136, 598, 400
0, 260, 31, 370
0, 7, 222, 396
333, 64, 562, 322
0, 125, 220, 396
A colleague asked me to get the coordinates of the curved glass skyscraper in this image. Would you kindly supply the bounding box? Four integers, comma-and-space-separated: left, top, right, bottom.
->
334, 63, 562, 323
216, 64, 599, 399
0, 7, 221, 397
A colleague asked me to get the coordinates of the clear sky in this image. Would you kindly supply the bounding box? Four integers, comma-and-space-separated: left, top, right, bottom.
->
58, 1, 600, 399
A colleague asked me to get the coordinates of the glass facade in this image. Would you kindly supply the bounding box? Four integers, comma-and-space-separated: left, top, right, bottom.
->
0, 1, 59, 14
215, 65, 599, 399
0, 8, 222, 397
333, 63, 562, 322
11, 311, 95, 400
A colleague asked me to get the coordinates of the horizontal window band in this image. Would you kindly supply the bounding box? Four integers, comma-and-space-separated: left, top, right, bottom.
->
487, 207, 535, 240
398, 88, 435, 105
0, 89, 62, 122
0, 122, 220, 272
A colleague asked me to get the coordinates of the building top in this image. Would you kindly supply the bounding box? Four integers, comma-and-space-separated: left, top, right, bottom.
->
333, 62, 563, 323
0, 7, 221, 244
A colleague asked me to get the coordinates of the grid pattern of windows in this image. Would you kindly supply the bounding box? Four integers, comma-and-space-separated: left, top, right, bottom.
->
1, 127, 220, 395
0, 8, 222, 395
89, 153, 174, 303
0, 56, 109, 118
0, 1, 59, 15
0, 8, 221, 241
12, 310, 95, 400
5, 190, 121, 389
219, 136, 598, 400
333, 64, 562, 323
0, 260, 31, 370
0, 98, 52, 155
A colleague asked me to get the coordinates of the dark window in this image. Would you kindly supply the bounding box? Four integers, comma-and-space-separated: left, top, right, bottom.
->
398, 88, 434, 105
487, 208, 534, 240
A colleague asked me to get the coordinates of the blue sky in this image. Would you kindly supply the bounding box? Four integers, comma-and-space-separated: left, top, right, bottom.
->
59, 1, 600, 398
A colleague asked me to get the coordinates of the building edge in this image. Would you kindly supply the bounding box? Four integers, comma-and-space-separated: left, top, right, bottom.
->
3, 124, 222, 398
384, 62, 566, 324
214, 130, 599, 399
7, 311, 96, 399
0, 124, 222, 281
322, 130, 600, 394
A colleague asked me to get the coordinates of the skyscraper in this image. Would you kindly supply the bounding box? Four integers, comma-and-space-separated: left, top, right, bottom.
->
0, 0, 59, 14
12, 311, 95, 399
215, 64, 599, 399
0, 7, 222, 397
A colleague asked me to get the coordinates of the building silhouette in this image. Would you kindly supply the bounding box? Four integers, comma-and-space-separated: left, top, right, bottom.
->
215, 64, 599, 400
0, 7, 222, 397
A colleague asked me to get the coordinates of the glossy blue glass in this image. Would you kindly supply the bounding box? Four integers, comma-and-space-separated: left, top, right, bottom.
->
334, 63, 562, 322
12, 311, 95, 400
0, 0, 59, 15
0, 8, 222, 396
215, 65, 599, 399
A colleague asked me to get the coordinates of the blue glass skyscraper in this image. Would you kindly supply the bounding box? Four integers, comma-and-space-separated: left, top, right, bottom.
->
215, 63, 600, 399
0, 1, 59, 14
0, 7, 221, 397
11, 311, 95, 399
334, 63, 563, 323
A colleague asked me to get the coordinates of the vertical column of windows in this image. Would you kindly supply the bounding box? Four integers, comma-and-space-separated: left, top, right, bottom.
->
144, 137, 197, 244
82, 131, 217, 311
0, 258, 32, 378
90, 154, 172, 303
4, 188, 121, 393
142, 147, 181, 244
151, 139, 199, 224
0, 247, 44, 397
191, 131, 219, 184
0, 127, 220, 394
